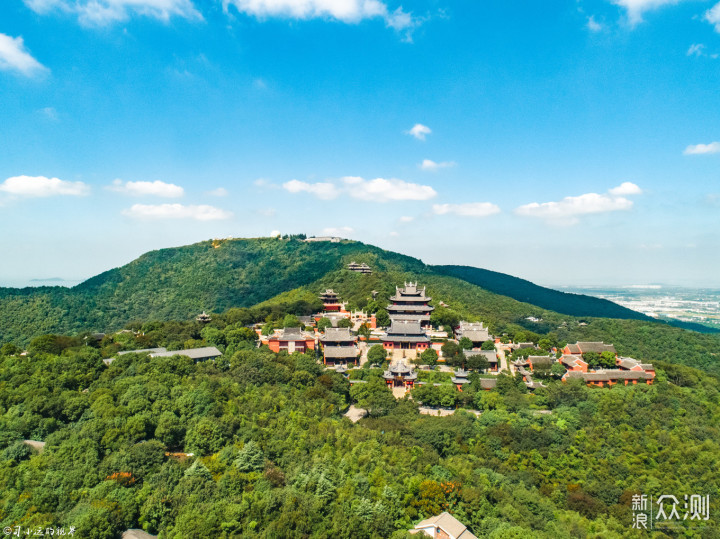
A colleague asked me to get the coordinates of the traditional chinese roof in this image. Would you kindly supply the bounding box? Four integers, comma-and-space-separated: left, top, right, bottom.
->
321, 327, 356, 343
458, 322, 491, 342
479, 378, 497, 390
269, 327, 314, 341
117, 347, 167, 356
566, 369, 653, 382
387, 304, 434, 312
561, 354, 587, 368
323, 346, 360, 359
389, 282, 432, 302
412, 512, 477, 539
319, 289, 341, 301
150, 347, 222, 360
383, 361, 418, 380
195, 311, 212, 322
618, 357, 643, 370
465, 350, 498, 362
452, 369, 471, 384
569, 341, 617, 354
527, 355, 555, 366
514, 342, 536, 350
382, 321, 430, 343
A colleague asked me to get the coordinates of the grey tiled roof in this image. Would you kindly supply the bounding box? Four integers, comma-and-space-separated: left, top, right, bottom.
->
321, 327, 355, 342
150, 347, 222, 360
118, 347, 167, 355
323, 346, 359, 358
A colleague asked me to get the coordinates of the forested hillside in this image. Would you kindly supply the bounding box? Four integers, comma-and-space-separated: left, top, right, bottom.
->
1, 334, 718, 538
1, 236, 720, 375
0, 237, 685, 342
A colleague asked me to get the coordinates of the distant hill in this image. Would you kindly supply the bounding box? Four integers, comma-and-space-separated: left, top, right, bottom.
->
433, 265, 652, 321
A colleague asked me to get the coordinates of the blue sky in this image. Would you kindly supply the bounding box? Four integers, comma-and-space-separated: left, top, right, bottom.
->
1, 0, 719, 287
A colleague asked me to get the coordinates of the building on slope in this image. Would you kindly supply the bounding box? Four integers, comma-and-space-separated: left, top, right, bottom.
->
564, 369, 654, 387
347, 261, 372, 274
319, 289, 344, 312
563, 341, 616, 356
411, 512, 477, 539
465, 349, 499, 372
382, 321, 431, 354
387, 282, 434, 327
267, 327, 316, 354
150, 347, 222, 361
456, 321, 492, 346
382, 360, 418, 388
320, 327, 359, 365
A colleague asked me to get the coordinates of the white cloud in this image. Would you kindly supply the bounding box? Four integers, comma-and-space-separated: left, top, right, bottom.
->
39, 107, 58, 120
343, 176, 436, 202
706, 2, 720, 32
223, 0, 415, 31
587, 15, 603, 32
0, 175, 89, 197
515, 183, 642, 224
687, 43, 705, 57
608, 181, 642, 195
399, 216, 414, 222
110, 179, 184, 197
321, 226, 354, 236
611, 0, 688, 25
283, 179, 339, 200
206, 187, 229, 196
270, 230, 281, 237
406, 123, 431, 140
684, 141, 720, 155
281, 176, 436, 203
24, 0, 202, 25
432, 202, 501, 218
420, 159, 456, 171
122, 203, 232, 220
0, 34, 48, 77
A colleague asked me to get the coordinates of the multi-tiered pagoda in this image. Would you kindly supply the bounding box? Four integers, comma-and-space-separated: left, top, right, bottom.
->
320, 327, 359, 365
387, 282, 434, 327
319, 289, 343, 312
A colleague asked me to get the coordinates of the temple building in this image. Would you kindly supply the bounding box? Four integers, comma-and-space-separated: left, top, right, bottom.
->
267, 327, 316, 354
195, 311, 212, 323
457, 321, 492, 346
347, 262, 372, 274
564, 369, 654, 387
381, 321, 431, 354
387, 282, 434, 327
382, 360, 418, 388
319, 289, 343, 312
563, 341, 617, 356
320, 327, 359, 365
451, 369, 471, 390
465, 349, 499, 372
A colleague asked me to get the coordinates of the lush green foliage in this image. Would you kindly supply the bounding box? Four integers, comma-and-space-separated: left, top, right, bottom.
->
1, 342, 719, 537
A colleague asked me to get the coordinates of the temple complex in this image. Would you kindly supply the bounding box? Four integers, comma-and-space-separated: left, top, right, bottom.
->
320, 327, 359, 365
387, 282, 434, 327
381, 321, 431, 355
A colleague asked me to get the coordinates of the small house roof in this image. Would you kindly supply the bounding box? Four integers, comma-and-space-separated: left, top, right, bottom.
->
118, 347, 167, 356
413, 512, 477, 539
573, 341, 617, 354
465, 349, 498, 361
479, 378, 497, 390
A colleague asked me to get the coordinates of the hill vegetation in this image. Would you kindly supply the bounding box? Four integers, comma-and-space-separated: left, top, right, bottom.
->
1, 328, 718, 538
1, 237, 719, 377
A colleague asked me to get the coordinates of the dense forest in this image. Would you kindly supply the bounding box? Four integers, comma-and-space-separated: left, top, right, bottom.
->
2, 237, 711, 348
1, 320, 718, 538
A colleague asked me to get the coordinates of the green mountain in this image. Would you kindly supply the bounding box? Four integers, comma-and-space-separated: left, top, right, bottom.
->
1, 237, 719, 374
